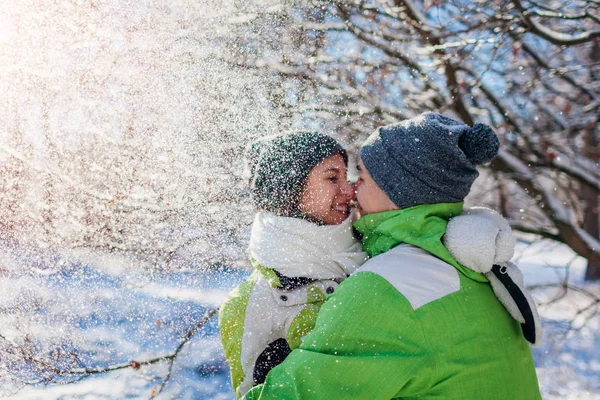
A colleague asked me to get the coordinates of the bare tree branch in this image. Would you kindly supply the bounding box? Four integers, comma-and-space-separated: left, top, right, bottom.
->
512, 0, 600, 45
493, 150, 600, 269
224, 0, 600, 279
53, 308, 219, 379
507, 220, 562, 242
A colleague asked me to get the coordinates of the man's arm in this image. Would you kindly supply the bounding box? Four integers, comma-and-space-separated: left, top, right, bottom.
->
244, 272, 433, 400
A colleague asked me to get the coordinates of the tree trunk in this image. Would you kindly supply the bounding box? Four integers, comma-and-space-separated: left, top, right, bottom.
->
583, 127, 600, 280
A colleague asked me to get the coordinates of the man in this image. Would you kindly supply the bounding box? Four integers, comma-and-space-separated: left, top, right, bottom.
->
244, 112, 541, 399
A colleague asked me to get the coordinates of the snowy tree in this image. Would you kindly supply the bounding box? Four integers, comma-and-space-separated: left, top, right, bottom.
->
222, 0, 600, 279
1, 1, 599, 398
0, 0, 285, 270
0, 1, 282, 396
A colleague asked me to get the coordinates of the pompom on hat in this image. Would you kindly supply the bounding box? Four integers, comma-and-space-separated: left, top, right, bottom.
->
246, 132, 347, 217
360, 112, 499, 209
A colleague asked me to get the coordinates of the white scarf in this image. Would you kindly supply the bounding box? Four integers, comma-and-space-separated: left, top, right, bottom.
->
249, 212, 368, 280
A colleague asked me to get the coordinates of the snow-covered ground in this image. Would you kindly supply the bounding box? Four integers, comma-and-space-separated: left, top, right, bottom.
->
517, 241, 600, 400
0, 239, 598, 399
0, 244, 246, 400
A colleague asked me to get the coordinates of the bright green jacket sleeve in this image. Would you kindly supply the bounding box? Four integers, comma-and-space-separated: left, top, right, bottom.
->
245, 271, 540, 400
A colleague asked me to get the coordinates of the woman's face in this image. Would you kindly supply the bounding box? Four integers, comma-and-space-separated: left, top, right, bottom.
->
299, 154, 354, 225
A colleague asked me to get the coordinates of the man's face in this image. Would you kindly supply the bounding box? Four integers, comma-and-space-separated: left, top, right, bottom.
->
354, 157, 398, 216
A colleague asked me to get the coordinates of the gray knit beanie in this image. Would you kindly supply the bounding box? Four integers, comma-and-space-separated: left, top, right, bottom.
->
246, 132, 347, 217
360, 112, 499, 209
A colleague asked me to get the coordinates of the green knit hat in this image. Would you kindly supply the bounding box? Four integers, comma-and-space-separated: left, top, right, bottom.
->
246, 132, 347, 217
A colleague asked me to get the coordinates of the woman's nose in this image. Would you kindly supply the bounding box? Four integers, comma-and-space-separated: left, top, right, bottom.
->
341, 180, 356, 201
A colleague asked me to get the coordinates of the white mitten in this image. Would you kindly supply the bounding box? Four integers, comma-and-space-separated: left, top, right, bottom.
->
444, 207, 515, 273
444, 207, 543, 346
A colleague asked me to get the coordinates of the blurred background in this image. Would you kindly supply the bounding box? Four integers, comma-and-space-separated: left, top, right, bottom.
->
0, 0, 598, 399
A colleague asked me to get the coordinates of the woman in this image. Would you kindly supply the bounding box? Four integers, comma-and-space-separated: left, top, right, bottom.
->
219, 132, 365, 398
218, 132, 518, 398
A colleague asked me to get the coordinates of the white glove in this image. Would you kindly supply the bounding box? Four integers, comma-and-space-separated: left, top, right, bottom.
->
444, 207, 543, 346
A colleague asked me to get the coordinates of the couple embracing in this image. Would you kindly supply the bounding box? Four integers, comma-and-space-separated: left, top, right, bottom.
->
219, 113, 542, 400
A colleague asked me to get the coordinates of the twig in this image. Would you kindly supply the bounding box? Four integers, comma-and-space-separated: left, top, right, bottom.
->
62, 308, 219, 378
512, 0, 600, 46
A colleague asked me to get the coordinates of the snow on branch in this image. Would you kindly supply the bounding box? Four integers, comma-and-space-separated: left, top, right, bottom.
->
533, 9, 599, 23
513, 0, 600, 46
494, 150, 600, 264
338, 13, 442, 93
226, 0, 600, 279
527, 18, 600, 45
300, 22, 349, 32
506, 220, 562, 242
550, 153, 600, 192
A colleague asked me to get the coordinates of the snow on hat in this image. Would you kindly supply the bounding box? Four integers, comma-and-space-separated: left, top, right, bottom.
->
246, 132, 347, 217
360, 112, 499, 209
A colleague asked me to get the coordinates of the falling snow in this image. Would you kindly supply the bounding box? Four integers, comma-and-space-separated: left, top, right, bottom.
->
0, 1, 599, 399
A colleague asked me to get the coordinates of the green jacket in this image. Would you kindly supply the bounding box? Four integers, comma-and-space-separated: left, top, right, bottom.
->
245, 204, 541, 399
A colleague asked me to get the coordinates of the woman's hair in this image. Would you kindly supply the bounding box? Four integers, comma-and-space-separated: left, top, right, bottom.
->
246, 132, 347, 217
